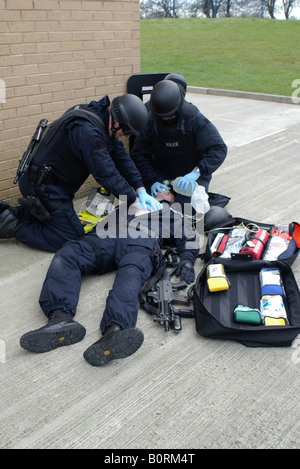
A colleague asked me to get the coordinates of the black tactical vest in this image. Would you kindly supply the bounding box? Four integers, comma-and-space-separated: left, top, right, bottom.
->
149, 101, 201, 179
32, 105, 106, 195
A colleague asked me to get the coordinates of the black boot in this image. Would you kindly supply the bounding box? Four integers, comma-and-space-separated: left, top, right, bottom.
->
0, 209, 18, 239
83, 324, 144, 367
0, 201, 11, 214
19, 310, 86, 353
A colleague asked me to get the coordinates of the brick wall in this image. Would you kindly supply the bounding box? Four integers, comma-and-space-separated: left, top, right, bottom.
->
0, 0, 141, 204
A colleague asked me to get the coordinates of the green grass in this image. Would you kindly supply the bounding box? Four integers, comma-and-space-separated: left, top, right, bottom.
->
141, 18, 300, 96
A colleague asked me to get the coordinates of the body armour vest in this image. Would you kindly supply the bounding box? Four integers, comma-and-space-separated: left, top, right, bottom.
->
149, 101, 201, 179
32, 105, 105, 196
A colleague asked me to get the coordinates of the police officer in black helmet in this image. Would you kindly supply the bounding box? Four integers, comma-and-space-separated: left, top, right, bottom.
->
164, 72, 187, 99
144, 73, 187, 113
0, 94, 161, 252
131, 76, 231, 231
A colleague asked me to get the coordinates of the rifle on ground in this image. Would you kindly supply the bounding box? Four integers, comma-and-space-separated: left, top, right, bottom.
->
139, 259, 194, 332
14, 119, 48, 184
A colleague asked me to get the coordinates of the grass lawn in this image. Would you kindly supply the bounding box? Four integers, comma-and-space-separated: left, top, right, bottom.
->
140, 18, 300, 96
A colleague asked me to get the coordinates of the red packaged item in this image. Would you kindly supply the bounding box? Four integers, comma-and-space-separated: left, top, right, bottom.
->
214, 234, 228, 257
291, 222, 300, 248
239, 228, 269, 260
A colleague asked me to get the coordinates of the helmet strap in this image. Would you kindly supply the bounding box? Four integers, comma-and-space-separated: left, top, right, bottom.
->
110, 117, 121, 139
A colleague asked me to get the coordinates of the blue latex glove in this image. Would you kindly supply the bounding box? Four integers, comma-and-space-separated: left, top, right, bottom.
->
176, 169, 199, 194
137, 189, 163, 212
150, 181, 171, 197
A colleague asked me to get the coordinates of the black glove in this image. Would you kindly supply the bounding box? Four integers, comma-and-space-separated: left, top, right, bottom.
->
175, 259, 195, 285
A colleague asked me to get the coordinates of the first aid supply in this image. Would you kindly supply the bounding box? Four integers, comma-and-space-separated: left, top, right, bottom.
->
206, 264, 230, 292
260, 295, 288, 326
259, 268, 284, 297
239, 228, 269, 260
234, 305, 262, 325
219, 228, 246, 258
191, 185, 210, 214
263, 224, 293, 261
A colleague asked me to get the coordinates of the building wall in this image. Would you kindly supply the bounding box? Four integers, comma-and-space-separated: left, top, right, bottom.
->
0, 0, 141, 204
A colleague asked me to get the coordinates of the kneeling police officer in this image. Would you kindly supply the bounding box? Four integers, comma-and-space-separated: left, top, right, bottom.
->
131, 79, 231, 231
0, 94, 161, 252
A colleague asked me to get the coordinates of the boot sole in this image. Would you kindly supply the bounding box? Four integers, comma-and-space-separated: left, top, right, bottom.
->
83, 328, 144, 367
20, 322, 86, 353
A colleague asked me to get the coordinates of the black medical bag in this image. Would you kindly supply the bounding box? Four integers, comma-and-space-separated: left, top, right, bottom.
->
193, 218, 300, 347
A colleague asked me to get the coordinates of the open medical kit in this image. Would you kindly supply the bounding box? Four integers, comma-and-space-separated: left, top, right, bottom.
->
193, 217, 300, 347
204, 218, 300, 264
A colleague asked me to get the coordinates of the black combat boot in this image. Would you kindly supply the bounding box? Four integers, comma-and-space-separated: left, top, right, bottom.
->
0, 201, 11, 214
19, 310, 86, 353
0, 208, 18, 239
83, 324, 144, 367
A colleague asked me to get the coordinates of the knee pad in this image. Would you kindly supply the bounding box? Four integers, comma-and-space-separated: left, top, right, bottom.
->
204, 206, 232, 232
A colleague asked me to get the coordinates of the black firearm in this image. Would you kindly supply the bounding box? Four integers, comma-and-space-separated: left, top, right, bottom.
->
14, 119, 48, 184
140, 264, 194, 332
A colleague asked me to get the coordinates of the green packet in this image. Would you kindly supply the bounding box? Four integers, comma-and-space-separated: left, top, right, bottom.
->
234, 304, 262, 325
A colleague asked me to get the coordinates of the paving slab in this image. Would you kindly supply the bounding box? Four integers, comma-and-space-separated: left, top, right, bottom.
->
0, 89, 299, 450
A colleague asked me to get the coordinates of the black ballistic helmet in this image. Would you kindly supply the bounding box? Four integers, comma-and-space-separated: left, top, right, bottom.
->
204, 206, 232, 232
165, 73, 187, 97
111, 94, 148, 136
150, 80, 183, 118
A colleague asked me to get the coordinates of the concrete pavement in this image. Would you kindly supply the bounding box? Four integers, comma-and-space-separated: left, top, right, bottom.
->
0, 89, 300, 450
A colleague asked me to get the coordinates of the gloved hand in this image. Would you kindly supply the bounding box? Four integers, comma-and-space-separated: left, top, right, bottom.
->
137, 188, 163, 212
150, 181, 171, 197
151, 181, 171, 197
176, 169, 199, 194
175, 259, 195, 284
